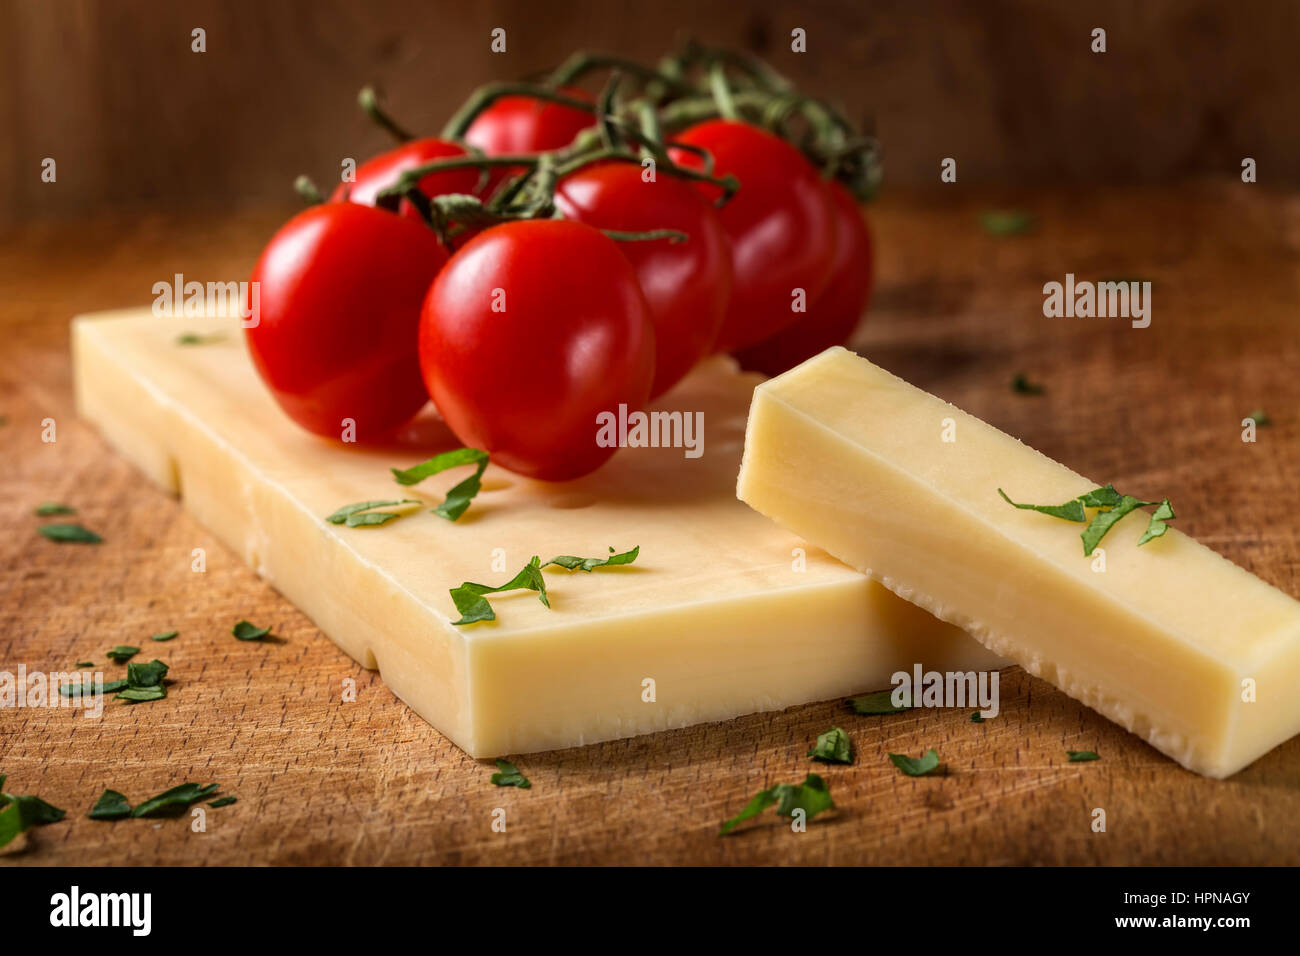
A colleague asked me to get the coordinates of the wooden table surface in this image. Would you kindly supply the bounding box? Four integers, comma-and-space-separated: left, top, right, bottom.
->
3, 183, 1299, 865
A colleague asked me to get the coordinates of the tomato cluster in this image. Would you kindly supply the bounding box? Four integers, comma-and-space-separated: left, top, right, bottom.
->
246, 52, 876, 480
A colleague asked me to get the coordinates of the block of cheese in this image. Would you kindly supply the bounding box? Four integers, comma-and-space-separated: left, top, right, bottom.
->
737, 346, 1300, 777
72, 311, 1002, 757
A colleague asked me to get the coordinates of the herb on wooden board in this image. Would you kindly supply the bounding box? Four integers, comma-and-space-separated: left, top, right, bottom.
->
151, 631, 178, 642
232, 620, 272, 641
207, 796, 238, 808
979, 210, 1035, 236
391, 447, 490, 521
38, 523, 102, 544
131, 783, 220, 818
106, 646, 140, 663
998, 484, 1175, 555
889, 749, 941, 777
1011, 373, 1044, 395
807, 727, 853, 764
1067, 750, 1100, 763
1246, 409, 1271, 427
490, 760, 531, 789
59, 678, 128, 698
719, 773, 834, 835
0, 775, 67, 847
34, 502, 76, 516
87, 789, 132, 821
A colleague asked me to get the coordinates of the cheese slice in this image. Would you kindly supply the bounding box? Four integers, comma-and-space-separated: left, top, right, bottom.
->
72, 311, 1001, 757
737, 346, 1300, 778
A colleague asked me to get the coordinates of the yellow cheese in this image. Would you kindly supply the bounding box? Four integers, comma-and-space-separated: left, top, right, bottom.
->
737, 346, 1300, 778
72, 311, 1002, 757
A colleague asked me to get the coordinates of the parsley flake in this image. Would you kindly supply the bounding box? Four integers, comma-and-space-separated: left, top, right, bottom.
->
807, 726, 853, 764
889, 749, 941, 777
719, 773, 834, 835
490, 760, 531, 789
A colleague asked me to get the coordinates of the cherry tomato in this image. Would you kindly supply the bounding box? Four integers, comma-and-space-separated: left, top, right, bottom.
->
733, 183, 874, 376
330, 137, 482, 225
418, 219, 654, 481
464, 88, 595, 155
555, 162, 732, 397
464, 88, 595, 194
670, 120, 836, 351
247, 203, 448, 440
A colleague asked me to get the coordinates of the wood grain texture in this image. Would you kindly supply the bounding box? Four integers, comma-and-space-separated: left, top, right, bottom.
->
6, 0, 1300, 223
2, 183, 1299, 865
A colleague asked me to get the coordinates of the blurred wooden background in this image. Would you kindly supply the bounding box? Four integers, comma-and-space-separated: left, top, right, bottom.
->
4, 0, 1300, 224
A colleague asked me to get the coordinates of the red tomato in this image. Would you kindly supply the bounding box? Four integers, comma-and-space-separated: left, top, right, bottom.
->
670, 120, 837, 351
330, 138, 482, 224
418, 220, 654, 480
464, 88, 595, 155
247, 203, 448, 441
555, 163, 732, 397
464, 88, 595, 194
733, 183, 874, 376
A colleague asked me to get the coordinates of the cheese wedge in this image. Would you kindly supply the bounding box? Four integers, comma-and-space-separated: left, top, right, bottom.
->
72, 311, 1002, 757
737, 346, 1300, 778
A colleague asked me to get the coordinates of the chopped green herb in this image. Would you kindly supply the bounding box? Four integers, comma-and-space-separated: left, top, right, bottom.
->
846, 689, 912, 714
1136, 498, 1175, 546
207, 795, 238, 808
58, 678, 127, 698
451, 558, 549, 625
232, 620, 272, 641
126, 659, 168, 688
980, 210, 1035, 236
324, 499, 421, 527
998, 484, 1175, 555
175, 332, 225, 346
34, 502, 76, 516
449, 548, 640, 625
1067, 750, 1100, 763
547, 546, 640, 572
970, 711, 985, 722
1246, 409, 1272, 427
997, 488, 1086, 523
106, 646, 140, 663
87, 789, 132, 820
391, 447, 490, 521
1079, 495, 1151, 555
889, 748, 941, 777
807, 726, 853, 764
1076, 484, 1123, 508
1011, 373, 1044, 395
130, 783, 219, 818
719, 773, 834, 835
150, 631, 178, 642
490, 759, 531, 789
116, 686, 166, 703
74, 661, 95, 669
38, 523, 102, 544
0, 776, 67, 847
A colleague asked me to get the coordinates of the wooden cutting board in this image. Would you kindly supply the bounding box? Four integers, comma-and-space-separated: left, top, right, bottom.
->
3, 183, 1299, 865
